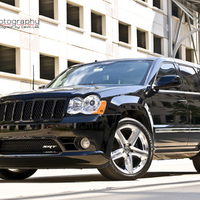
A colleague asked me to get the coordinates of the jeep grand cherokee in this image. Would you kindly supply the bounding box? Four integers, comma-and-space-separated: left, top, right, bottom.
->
0, 57, 200, 180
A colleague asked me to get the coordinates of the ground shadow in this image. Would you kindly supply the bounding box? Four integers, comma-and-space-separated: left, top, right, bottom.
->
0, 171, 198, 183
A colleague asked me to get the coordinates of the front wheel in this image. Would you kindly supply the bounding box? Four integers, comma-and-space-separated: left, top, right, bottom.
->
98, 118, 153, 180
0, 169, 37, 180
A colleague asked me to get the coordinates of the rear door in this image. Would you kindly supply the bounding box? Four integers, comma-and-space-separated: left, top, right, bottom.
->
150, 62, 189, 148
178, 64, 200, 149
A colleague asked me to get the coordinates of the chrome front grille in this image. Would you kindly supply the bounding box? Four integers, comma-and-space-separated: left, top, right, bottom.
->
0, 99, 67, 124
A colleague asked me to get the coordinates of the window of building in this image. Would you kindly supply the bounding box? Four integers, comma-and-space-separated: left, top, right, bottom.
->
39, 0, 54, 19
154, 35, 162, 54
185, 14, 194, 25
137, 29, 146, 49
175, 49, 181, 59
186, 48, 194, 62
0, 45, 16, 74
68, 61, 79, 68
153, 0, 160, 9
172, 2, 179, 18
175, 49, 180, 59
119, 23, 129, 44
173, 44, 181, 59
40, 55, 55, 80
67, 3, 80, 27
0, 0, 15, 6
91, 12, 102, 35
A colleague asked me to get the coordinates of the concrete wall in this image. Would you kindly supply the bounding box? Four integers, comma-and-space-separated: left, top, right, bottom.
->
0, 0, 198, 95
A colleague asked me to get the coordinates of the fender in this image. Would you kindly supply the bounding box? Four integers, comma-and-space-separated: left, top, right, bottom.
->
104, 95, 155, 157
110, 95, 154, 134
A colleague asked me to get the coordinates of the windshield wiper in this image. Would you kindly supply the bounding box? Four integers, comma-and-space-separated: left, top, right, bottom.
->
80, 83, 98, 85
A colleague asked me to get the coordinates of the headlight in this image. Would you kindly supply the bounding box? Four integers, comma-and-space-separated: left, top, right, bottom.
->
82, 95, 101, 114
67, 95, 106, 115
67, 97, 83, 114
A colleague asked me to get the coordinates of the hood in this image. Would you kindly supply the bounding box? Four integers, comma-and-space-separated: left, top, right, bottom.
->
0, 85, 146, 101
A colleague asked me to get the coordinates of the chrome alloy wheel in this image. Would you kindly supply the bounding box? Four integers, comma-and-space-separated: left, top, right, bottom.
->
111, 124, 149, 175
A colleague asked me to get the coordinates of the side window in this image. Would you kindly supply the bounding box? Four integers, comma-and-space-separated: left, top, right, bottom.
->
156, 63, 178, 90
179, 65, 200, 92
194, 67, 200, 81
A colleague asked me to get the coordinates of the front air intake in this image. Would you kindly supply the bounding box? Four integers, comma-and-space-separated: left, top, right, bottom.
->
0, 139, 62, 154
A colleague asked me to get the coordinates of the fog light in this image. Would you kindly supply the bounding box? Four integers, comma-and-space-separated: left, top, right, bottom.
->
80, 137, 90, 149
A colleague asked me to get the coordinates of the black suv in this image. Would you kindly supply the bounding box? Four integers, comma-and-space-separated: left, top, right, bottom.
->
0, 57, 200, 180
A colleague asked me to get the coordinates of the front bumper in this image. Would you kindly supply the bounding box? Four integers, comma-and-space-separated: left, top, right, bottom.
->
0, 151, 109, 169
0, 115, 117, 169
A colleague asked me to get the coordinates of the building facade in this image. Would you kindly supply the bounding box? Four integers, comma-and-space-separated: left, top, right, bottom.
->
0, 0, 199, 95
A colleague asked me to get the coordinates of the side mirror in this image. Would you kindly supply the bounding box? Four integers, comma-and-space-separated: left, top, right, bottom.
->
154, 75, 181, 90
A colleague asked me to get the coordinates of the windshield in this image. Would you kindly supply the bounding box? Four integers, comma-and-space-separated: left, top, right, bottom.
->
48, 60, 153, 88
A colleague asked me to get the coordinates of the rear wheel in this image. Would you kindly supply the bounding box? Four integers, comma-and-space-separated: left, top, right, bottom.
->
0, 169, 37, 180
98, 118, 153, 180
192, 155, 200, 173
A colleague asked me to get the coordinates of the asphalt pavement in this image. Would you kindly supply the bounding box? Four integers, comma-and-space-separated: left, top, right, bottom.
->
0, 159, 200, 200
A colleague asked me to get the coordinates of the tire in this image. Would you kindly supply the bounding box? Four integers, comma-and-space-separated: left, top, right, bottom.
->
0, 169, 37, 180
192, 155, 200, 173
98, 118, 153, 180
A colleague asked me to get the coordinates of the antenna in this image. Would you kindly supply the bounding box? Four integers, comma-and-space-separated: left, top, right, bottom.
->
32, 65, 34, 90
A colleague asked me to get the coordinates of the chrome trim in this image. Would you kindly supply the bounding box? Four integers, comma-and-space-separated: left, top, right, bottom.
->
190, 128, 200, 133
154, 125, 200, 133
144, 103, 154, 133
159, 90, 200, 96
155, 127, 190, 133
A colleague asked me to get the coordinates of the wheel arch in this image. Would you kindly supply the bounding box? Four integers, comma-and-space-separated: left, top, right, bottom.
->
109, 95, 154, 135
119, 109, 153, 135
105, 98, 154, 157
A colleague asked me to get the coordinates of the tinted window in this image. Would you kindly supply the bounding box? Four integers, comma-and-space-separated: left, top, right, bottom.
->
91, 12, 102, 35
119, 23, 129, 44
0, 45, 16, 74
172, 2, 179, 18
156, 63, 178, 90
67, 3, 80, 27
157, 63, 177, 79
154, 35, 162, 54
137, 30, 146, 49
39, 0, 54, 19
194, 67, 200, 80
0, 0, 15, 6
179, 65, 199, 92
153, 0, 160, 9
40, 55, 55, 80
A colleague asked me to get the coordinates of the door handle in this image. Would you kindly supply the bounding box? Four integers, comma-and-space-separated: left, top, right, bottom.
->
177, 100, 187, 105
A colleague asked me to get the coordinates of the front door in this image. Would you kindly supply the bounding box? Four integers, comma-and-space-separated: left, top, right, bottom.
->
149, 62, 189, 149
